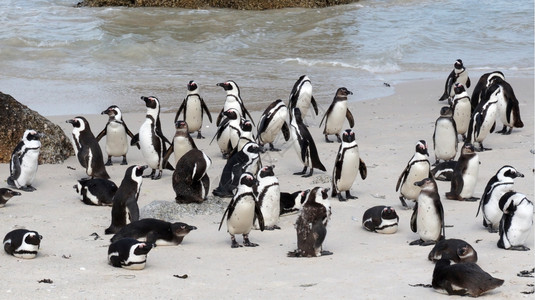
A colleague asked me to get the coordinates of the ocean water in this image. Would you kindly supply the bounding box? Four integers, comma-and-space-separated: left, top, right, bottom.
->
0, 0, 533, 116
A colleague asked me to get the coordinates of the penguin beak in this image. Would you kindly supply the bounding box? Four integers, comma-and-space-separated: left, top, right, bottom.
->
188, 225, 198, 231
10, 191, 22, 197
66, 119, 74, 124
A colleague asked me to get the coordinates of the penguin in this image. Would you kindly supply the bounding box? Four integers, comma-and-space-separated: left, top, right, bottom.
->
73, 178, 117, 206
410, 177, 445, 246
0, 188, 21, 207
433, 106, 458, 164
290, 107, 326, 177
211, 108, 242, 158
362, 205, 399, 234
395, 140, 432, 208
108, 238, 154, 270
212, 142, 262, 198
497, 191, 533, 251
432, 259, 504, 297
287, 187, 332, 257
253, 165, 280, 230
235, 119, 255, 153
215, 80, 254, 126
257, 99, 290, 151
446, 143, 479, 201
491, 76, 524, 134
431, 161, 456, 181
3, 229, 42, 259
96, 105, 136, 166
105, 165, 147, 235
331, 129, 367, 201
7, 129, 44, 191
218, 172, 264, 248
288, 75, 318, 123
477, 165, 524, 232
130, 96, 174, 180
428, 238, 478, 263
66, 116, 110, 180
319, 87, 355, 143
173, 149, 211, 204
470, 71, 505, 113
110, 218, 197, 246
162, 120, 197, 168
174, 80, 212, 139
451, 83, 472, 140
466, 84, 500, 151
279, 189, 309, 216
438, 59, 471, 101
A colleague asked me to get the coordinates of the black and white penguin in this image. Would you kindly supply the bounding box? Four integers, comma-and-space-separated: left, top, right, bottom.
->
466, 84, 500, 151
395, 140, 432, 208
131, 96, 174, 180
96, 105, 136, 166
497, 191, 533, 251
235, 119, 255, 153
428, 238, 478, 263
108, 238, 154, 270
257, 99, 290, 151
451, 83, 471, 140
362, 205, 399, 234
433, 106, 458, 164
215, 80, 254, 126
446, 143, 479, 201
288, 75, 318, 123
477, 165, 524, 232
163, 120, 197, 168
212, 142, 262, 198
438, 59, 471, 102
432, 259, 504, 297
7, 129, 44, 191
212, 108, 242, 158
174, 80, 212, 139
279, 189, 309, 216
105, 165, 147, 235
491, 76, 524, 134
288, 187, 332, 257
111, 218, 197, 246
431, 161, 457, 181
0, 188, 21, 207
331, 129, 367, 201
290, 107, 326, 177
3, 229, 42, 259
410, 177, 445, 246
470, 71, 505, 113
218, 172, 264, 248
253, 165, 280, 230
73, 178, 117, 206
173, 149, 211, 204
67, 116, 110, 180
319, 87, 355, 143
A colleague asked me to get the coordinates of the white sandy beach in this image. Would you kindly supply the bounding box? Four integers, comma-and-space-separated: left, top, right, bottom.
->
0, 77, 533, 299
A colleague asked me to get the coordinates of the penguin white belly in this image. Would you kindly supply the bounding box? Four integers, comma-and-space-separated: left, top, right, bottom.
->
417, 196, 441, 242
139, 121, 160, 169
376, 219, 398, 234
496, 96, 509, 126
227, 197, 256, 235
453, 100, 471, 135
173, 136, 193, 165
503, 209, 533, 248
185, 97, 203, 132
106, 122, 128, 157
325, 103, 347, 134
257, 183, 280, 228
296, 85, 312, 117
14, 243, 40, 259
434, 120, 457, 160
228, 125, 241, 150
336, 148, 359, 191
223, 98, 242, 117
457, 72, 469, 88
459, 157, 479, 198
483, 185, 512, 228
401, 162, 429, 200
122, 251, 147, 270
475, 104, 498, 142
17, 149, 39, 186
217, 126, 231, 154
261, 111, 287, 144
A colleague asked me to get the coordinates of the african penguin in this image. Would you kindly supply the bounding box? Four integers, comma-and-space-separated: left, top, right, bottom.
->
433, 106, 458, 164
0, 188, 21, 207
7, 129, 44, 192
470, 71, 505, 113
451, 83, 471, 140
491, 76, 524, 134
395, 140, 432, 208
410, 177, 445, 246
96, 105, 136, 166
111, 218, 197, 246
288, 75, 318, 123
163, 120, 197, 168
253, 165, 281, 230
438, 59, 471, 102
466, 84, 499, 151
257, 99, 290, 151
290, 107, 326, 177
446, 143, 479, 201
331, 129, 367, 201
212, 108, 242, 158
497, 192, 533, 251
235, 119, 255, 153
431, 161, 456, 181
319, 87, 355, 143
172, 149, 211, 204
3, 229, 42, 259
74, 178, 117, 206
362, 205, 399, 234
215, 80, 254, 126
174, 80, 212, 139
279, 189, 309, 216
428, 238, 478, 263
108, 238, 154, 270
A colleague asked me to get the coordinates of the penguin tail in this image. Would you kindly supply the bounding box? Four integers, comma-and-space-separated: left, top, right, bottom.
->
438, 92, 448, 101
165, 161, 175, 171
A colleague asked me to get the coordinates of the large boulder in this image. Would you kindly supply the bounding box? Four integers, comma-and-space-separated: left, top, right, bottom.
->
0, 92, 74, 164
78, 0, 358, 9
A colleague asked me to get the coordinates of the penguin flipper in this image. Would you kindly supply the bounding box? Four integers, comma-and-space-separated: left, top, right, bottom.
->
255, 202, 265, 231
396, 166, 409, 192
122, 122, 136, 140
490, 121, 496, 134
281, 122, 291, 141
216, 108, 224, 127
130, 134, 140, 147
311, 95, 319, 115
96, 127, 107, 142
242, 106, 255, 126
162, 144, 174, 169
359, 159, 367, 180
218, 201, 233, 231
175, 100, 186, 123
410, 203, 418, 233
10, 153, 21, 181
200, 99, 213, 123
466, 76, 471, 88
319, 103, 333, 127
127, 199, 140, 223
346, 109, 355, 128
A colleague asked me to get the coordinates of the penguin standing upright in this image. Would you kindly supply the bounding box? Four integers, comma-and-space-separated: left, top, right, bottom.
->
253, 165, 281, 230
235, 119, 254, 153
433, 106, 458, 164
67, 117, 110, 179
0, 188, 21, 207
451, 83, 471, 140
212, 108, 242, 158
173, 149, 211, 204
290, 107, 326, 177
320, 87, 355, 143
396, 140, 432, 208
3, 229, 42, 259
131, 96, 174, 180
466, 85, 499, 151
219, 172, 264, 248
497, 192, 533, 251
163, 120, 197, 168
410, 177, 445, 246
288, 75, 318, 123
105, 165, 147, 235
477, 165, 524, 232
96, 105, 136, 166
7, 129, 44, 191
490, 76, 524, 134
257, 99, 290, 151
215, 80, 254, 126
446, 143, 479, 201
331, 129, 367, 201
174, 80, 212, 139
438, 59, 471, 101
470, 71, 505, 113
108, 238, 154, 270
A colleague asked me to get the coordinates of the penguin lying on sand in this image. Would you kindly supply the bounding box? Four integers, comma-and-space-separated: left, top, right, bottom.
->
3, 229, 42, 259
0, 188, 21, 207
111, 218, 197, 246
74, 178, 117, 206
108, 238, 154, 270
362, 205, 398, 234
428, 238, 478, 263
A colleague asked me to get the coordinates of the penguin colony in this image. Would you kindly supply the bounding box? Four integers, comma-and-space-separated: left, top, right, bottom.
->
1, 69, 531, 297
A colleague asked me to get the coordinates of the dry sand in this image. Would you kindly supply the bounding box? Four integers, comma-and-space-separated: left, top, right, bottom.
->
0, 77, 533, 299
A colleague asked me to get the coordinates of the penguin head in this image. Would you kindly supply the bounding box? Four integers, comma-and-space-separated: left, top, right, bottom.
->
129, 165, 148, 179
239, 172, 257, 187
171, 222, 198, 237
0, 188, 21, 201
453, 83, 465, 95
175, 120, 189, 131
415, 140, 429, 156
23, 129, 44, 142
216, 80, 239, 93
457, 244, 478, 262
24, 231, 42, 247
101, 105, 121, 120
133, 242, 154, 255
240, 119, 253, 132
414, 177, 436, 190
223, 109, 239, 120
336, 87, 353, 99
454, 59, 464, 69
141, 96, 159, 110
486, 71, 505, 87
498, 165, 524, 180
461, 143, 475, 155
187, 80, 198, 92
439, 106, 453, 117
381, 206, 398, 220
66, 117, 90, 132
257, 165, 275, 178
243, 142, 261, 154
342, 129, 355, 143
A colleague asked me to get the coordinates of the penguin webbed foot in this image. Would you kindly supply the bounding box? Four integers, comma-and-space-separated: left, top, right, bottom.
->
230, 240, 242, 248
509, 245, 530, 251
302, 168, 314, 178
105, 157, 113, 166
121, 156, 128, 165
268, 143, 281, 152
151, 170, 163, 180
20, 185, 36, 192
409, 239, 424, 246
324, 135, 333, 143
399, 197, 409, 209
243, 235, 258, 247
143, 169, 155, 178
345, 191, 357, 200
320, 250, 333, 256
463, 197, 479, 202
336, 134, 342, 143
420, 240, 437, 246
293, 167, 307, 176
196, 131, 205, 139
264, 225, 281, 230
337, 193, 347, 202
